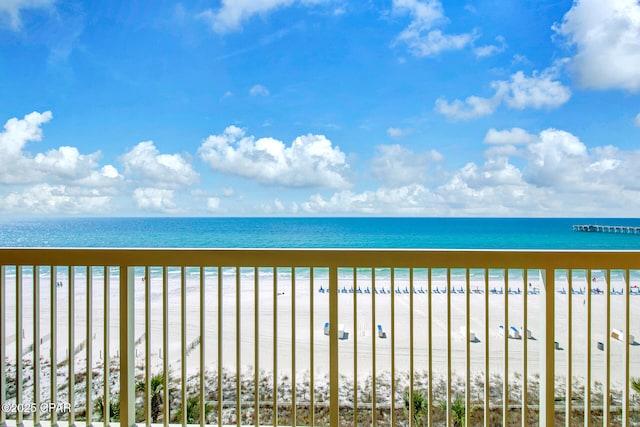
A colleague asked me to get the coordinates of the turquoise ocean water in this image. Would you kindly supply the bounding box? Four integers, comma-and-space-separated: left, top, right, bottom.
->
1, 217, 640, 286
2, 217, 640, 249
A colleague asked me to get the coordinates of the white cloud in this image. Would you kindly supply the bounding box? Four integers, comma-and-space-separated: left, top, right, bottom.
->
436, 67, 571, 120
249, 84, 270, 96
0, 110, 52, 158
554, 0, 640, 92
484, 128, 538, 145
386, 127, 412, 138
207, 197, 221, 211
393, 0, 478, 57
133, 188, 177, 213
371, 144, 442, 186
435, 95, 499, 120
121, 141, 198, 189
0, 183, 111, 215
302, 184, 438, 214
494, 70, 571, 110
0, 111, 121, 187
0, 0, 54, 30
199, 126, 350, 189
525, 128, 590, 188
435, 127, 640, 215
473, 35, 507, 58
635, 113, 640, 127
198, 0, 329, 34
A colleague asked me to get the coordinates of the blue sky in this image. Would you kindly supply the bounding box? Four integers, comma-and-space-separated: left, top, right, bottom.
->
1, 0, 640, 217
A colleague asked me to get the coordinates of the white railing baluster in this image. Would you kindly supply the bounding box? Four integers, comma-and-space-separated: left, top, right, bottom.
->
68, 266, 75, 426
16, 266, 23, 427
409, 268, 414, 427
119, 266, 135, 427
427, 267, 433, 427
329, 266, 339, 427
309, 268, 315, 427
235, 267, 240, 427
103, 266, 110, 427
585, 269, 592, 427
566, 270, 573, 427
622, 269, 630, 427
540, 268, 555, 426
291, 268, 296, 427
522, 269, 528, 427
352, 268, 358, 426
200, 266, 206, 427
216, 266, 222, 427
604, 269, 611, 427
86, 267, 93, 426
144, 266, 151, 426
272, 267, 277, 427
371, 268, 377, 425
503, 268, 509, 426
181, 267, 187, 427
390, 267, 396, 426
484, 268, 489, 427
465, 269, 470, 427
446, 268, 452, 427
253, 267, 258, 427
34, 266, 41, 426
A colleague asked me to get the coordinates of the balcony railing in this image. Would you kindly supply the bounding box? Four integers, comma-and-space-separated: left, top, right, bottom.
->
1, 248, 639, 426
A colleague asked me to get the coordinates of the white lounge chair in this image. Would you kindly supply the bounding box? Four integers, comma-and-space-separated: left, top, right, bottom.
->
459, 326, 476, 342
377, 324, 387, 339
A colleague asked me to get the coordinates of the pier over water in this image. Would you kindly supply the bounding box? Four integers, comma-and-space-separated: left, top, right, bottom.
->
573, 224, 640, 235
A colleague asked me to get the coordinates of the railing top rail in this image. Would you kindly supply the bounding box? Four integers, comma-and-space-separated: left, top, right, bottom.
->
1, 247, 640, 269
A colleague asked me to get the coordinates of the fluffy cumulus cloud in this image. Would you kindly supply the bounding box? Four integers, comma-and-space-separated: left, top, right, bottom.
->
436, 67, 571, 120
300, 129, 640, 216
198, 0, 329, 34
393, 0, 478, 56
198, 125, 350, 189
0, 184, 111, 215
371, 144, 442, 186
120, 141, 198, 189
0, 111, 122, 186
436, 128, 640, 215
0, 0, 54, 30
301, 184, 439, 214
133, 188, 177, 212
555, 0, 640, 92
484, 128, 538, 145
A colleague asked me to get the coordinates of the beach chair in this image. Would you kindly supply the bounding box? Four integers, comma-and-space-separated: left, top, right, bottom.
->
338, 323, 348, 340
377, 324, 387, 339
520, 327, 532, 339
459, 326, 476, 342
509, 326, 521, 339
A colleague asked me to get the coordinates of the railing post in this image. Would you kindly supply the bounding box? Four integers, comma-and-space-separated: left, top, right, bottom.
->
329, 266, 339, 426
119, 266, 136, 427
540, 269, 555, 425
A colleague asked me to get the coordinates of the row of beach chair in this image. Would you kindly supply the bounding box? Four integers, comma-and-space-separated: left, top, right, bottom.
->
318, 286, 540, 295
557, 287, 633, 295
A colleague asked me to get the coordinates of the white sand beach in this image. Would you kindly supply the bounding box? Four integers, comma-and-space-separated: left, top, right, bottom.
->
3, 268, 640, 405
